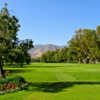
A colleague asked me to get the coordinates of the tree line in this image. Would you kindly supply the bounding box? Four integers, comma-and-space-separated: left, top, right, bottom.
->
40, 26, 100, 64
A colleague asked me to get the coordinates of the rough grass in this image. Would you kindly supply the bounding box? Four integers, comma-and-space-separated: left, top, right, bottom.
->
0, 63, 100, 100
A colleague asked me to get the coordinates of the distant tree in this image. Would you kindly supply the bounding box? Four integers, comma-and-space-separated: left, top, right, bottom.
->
52, 49, 60, 63
59, 47, 68, 62
40, 54, 47, 62
18, 39, 33, 66
68, 28, 100, 63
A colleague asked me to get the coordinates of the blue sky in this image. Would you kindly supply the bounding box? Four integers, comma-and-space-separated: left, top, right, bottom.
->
0, 0, 100, 45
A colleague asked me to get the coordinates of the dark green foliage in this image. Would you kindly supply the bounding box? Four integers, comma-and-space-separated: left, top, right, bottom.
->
7, 39, 33, 66
0, 76, 25, 84
31, 58, 40, 62
0, 76, 26, 91
40, 26, 100, 63
40, 48, 67, 63
0, 3, 20, 78
0, 4, 33, 78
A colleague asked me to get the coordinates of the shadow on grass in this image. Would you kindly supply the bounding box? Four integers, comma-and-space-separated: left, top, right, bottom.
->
25, 66, 64, 68
5, 69, 32, 75
25, 81, 100, 93
5, 64, 65, 68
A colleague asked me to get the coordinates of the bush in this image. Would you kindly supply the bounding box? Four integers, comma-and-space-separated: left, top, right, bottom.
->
0, 76, 27, 93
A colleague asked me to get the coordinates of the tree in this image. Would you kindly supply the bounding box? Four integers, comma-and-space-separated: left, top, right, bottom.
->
17, 39, 33, 66
68, 28, 100, 63
0, 4, 33, 78
0, 4, 20, 78
40, 26, 100, 64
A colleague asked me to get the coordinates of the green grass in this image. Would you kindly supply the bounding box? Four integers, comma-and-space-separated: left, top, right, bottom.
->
1, 63, 100, 100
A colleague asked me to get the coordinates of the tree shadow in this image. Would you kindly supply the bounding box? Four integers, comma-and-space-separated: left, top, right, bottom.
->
5, 64, 65, 68
25, 81, 100, 93
25, 82, 100, 93
5, 69, 32, 75
27, 82, 73, 93
26, 66, 64, 68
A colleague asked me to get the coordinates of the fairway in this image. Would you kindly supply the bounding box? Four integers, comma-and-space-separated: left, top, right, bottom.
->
0, 63, 100, 100
1, 0, 100, 100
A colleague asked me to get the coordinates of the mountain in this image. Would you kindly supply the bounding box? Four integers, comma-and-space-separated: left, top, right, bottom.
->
28, 44, 64, 58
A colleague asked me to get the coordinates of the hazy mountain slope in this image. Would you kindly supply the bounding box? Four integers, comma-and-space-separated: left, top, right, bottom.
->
28, 44, 64, 58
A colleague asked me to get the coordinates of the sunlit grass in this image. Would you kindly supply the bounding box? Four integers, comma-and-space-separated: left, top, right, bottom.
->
1, 63, 100, 100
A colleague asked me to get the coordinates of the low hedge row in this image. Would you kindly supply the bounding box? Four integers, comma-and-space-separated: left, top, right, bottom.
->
0, 76, 27, 94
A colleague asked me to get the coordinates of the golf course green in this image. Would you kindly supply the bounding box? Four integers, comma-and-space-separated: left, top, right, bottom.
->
0, 63, 100, 100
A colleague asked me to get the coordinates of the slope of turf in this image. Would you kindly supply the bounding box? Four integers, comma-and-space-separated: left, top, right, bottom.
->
0, 63, 100, 100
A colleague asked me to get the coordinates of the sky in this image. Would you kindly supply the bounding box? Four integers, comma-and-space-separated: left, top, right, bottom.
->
0, 0, 100, 45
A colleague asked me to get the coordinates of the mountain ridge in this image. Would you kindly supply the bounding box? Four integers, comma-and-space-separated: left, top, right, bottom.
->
28, 44, 65, 58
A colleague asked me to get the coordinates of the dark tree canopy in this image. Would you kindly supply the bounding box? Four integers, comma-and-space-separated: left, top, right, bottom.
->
0, 4, 33, 79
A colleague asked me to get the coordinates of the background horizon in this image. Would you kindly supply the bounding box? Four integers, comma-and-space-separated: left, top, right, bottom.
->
0, 0, 100, 45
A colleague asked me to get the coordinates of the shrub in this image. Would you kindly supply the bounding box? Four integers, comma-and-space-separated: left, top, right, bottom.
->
0, 76, 27, 94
